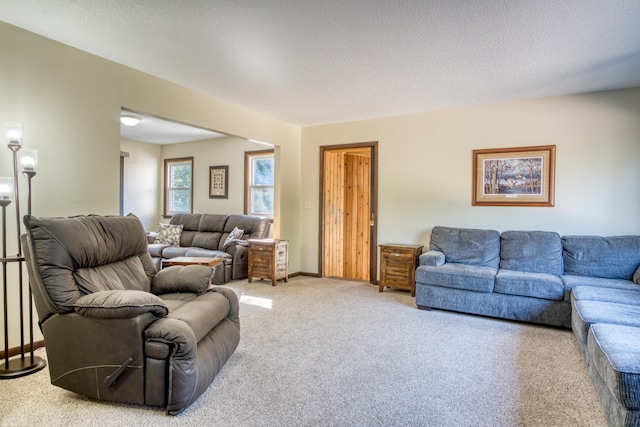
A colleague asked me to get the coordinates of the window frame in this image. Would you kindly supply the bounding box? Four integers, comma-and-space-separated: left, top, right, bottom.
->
244, 149, 275, 217
163, 157, 194, 218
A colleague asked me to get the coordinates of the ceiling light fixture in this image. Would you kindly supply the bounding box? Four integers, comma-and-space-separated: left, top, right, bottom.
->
120, 114, 141, 126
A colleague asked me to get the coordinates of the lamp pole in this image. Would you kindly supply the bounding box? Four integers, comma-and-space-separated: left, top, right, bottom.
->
0, 122, 46, 378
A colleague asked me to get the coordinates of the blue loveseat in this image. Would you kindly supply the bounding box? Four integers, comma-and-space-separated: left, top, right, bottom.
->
415, 226, 640, 427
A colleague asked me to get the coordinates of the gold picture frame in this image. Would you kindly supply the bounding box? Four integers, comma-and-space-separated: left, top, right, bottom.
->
472, 145, 555, 207
209, 165, 229, 199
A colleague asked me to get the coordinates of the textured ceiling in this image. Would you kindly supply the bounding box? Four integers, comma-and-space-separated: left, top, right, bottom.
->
1, 0, 640, 126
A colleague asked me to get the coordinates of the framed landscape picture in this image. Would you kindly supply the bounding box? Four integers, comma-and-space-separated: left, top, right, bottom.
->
209, 165, 229, 199
472, 145, 555, 207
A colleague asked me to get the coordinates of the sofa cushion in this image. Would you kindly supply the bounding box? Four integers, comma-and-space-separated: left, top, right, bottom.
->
429, 226, 500, 269
495, 269, 564, 301
500, 230, 563, 275
191, 214, 228, 249
169, 213, 204, 246
562, 235, 640, 280
562, 275, 639, 302
154, 223, 183, 246
572, 286, 640, 306
588, 323, 640, 410
415, 264, 496, 293
169, 213, 228, 249
571, 300, 640, 347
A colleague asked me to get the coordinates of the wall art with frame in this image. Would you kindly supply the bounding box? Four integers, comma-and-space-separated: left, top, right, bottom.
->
472, 145, 555, 207
209, 165, 229, 199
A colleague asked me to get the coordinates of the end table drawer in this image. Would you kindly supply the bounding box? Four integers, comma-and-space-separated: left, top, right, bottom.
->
381, 249, 415, 262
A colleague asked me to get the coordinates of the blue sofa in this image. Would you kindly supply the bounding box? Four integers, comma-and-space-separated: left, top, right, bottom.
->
415, 226, 640, 427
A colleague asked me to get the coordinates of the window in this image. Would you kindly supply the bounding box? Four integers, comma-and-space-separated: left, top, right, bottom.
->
164, 157, 193, 217
245, 150, 274, 217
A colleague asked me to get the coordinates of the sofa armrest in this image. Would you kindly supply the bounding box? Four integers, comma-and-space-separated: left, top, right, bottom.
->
634, 265, 640, 285
224, 239, 249, 252
226, 242, 250, 279
146, 231, 158, 244
148, 243, 168, 257
73, 290, 168, 319
419, 250, 446, 266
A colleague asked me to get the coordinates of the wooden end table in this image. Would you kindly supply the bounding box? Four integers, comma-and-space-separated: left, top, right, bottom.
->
378, 244, 423, 297
247, 239, 289, 286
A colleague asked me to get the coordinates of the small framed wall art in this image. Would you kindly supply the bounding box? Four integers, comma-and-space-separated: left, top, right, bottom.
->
209, 165, 229, 199
472, 145, 555, 207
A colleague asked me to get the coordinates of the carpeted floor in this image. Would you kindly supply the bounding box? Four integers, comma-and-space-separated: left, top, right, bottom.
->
0, 276, 606, 426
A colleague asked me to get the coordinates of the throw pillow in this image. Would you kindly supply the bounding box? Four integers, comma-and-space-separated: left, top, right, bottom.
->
154, 223, 183, 247
223, 227, 244, 249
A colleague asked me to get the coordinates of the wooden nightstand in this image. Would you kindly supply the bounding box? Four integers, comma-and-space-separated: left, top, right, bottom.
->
248, 239, 289, 286
379, 244, 423, 297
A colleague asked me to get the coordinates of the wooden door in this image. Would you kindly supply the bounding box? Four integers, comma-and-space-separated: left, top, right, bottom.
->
320, 143, 377, 282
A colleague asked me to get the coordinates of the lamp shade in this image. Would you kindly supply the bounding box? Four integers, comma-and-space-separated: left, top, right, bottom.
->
4, 122, 22, 146
0, 177, 14, 199
20, 148, 38, 172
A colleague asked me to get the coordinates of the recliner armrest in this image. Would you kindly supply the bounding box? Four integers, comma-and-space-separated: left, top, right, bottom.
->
151, 265, 212, 295
419, 250, 446, 267
145, 317, 197, 359
209, 286, 240, 323
73, 290, 168, 319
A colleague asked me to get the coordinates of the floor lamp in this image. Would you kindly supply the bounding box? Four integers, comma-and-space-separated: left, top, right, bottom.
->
0, 122, 46, 379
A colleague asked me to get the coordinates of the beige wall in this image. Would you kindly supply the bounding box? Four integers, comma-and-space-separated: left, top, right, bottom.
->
158, 136, 272, 226
120, 138, 162, 227
0, 21, 301, 348
300, 88, 640, 274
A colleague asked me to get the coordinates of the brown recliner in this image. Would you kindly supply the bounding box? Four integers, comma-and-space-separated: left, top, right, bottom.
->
21, 214, 240, 415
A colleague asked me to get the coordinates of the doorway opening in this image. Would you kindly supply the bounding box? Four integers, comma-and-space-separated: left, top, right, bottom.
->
319, 142, 378, 283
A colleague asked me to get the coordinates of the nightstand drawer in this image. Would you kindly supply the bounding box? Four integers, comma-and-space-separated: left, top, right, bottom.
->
384, 263, 413, 280
252, 250, 273, 264
381, 249, 415, 262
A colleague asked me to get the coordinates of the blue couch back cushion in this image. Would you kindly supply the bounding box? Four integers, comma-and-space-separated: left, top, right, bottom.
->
430, 226, 500, 269
562, 235, 640, 279
500, 230, 563, 276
